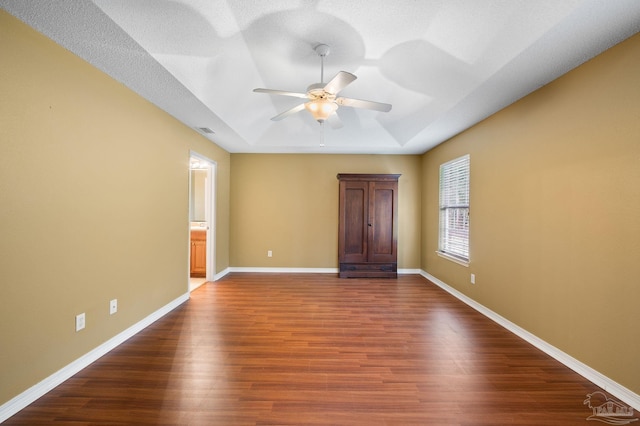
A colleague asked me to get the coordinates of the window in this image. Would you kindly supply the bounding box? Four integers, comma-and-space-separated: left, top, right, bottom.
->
438, 155, 470, 263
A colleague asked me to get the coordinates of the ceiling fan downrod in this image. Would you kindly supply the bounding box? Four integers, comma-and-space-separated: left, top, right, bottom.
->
314, 44, 330, 84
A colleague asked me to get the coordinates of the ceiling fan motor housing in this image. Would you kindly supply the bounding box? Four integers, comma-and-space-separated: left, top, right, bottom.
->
306, 83, 335, 100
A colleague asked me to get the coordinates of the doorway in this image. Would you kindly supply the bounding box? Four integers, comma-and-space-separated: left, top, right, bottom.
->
189, 153, 216, 292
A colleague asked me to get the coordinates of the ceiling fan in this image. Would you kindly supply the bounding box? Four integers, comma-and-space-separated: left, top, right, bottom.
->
253, 44, 392, 129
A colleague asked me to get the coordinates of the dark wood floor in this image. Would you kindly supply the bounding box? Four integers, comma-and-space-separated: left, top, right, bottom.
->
6, 274, 608, 425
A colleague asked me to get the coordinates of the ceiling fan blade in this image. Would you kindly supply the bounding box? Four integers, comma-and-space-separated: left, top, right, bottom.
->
254, 88, 308, 99
327, 112, 343, 129
271, 103, 306, 121
336, 97, 392, 112
323, 71, 357, 95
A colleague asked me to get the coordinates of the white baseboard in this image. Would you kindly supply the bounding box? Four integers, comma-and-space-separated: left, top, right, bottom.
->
226, 267, 420, 275
0, 292, 190, 423
8, 270, 635, 423
228, 267, 339, 274
213, 267, 231, 281
419, 270, 640, 410
398, 268, 422, 274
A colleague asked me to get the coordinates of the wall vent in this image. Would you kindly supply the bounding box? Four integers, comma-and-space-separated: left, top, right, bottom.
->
197, 127, 215, 134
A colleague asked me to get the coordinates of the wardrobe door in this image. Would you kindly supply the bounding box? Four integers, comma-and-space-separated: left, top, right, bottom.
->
338, 180, 368, 264
368, 181, 398, 264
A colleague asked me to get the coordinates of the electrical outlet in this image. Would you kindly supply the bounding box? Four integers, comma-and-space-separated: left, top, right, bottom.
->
470, 274, 476, 284
267, 250, 273, 257
110, 299, 118, 315
75, 313, 85, 332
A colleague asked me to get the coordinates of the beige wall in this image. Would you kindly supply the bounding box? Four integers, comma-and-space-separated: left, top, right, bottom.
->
422, 33, 640, 393
230, 154, 422, 269
2, 5, 639, 409
0, 11, 230, 404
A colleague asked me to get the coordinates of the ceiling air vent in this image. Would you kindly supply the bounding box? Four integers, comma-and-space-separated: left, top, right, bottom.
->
197, 127, 215, 134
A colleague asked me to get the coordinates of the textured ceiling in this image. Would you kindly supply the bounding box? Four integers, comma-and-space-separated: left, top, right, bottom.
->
2, 1, 640, 154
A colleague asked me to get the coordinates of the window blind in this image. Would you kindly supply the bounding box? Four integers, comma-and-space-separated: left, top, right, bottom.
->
439, 155, 470, 262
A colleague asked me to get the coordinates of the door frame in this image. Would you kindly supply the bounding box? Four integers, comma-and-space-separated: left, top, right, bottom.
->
189, 151, 217, 284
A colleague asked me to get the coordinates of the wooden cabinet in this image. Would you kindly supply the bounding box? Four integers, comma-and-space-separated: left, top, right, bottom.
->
190, 229, 206, 277
337, 174, 400, 278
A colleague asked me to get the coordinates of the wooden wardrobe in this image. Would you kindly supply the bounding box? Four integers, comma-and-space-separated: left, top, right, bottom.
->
337, 174, 400, 278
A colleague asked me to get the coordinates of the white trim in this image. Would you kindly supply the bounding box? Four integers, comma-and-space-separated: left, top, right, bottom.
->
398, 268, 422, 274
229, 267, 339, 274
436, 251, 469, 267
419, 270, 640, 410
226, 267, 420, 275
0, 293, 190, 423
189, 151, 217, 285
213, 267, 231, 281
8, 270, 635, 422
205, 161, 216, 283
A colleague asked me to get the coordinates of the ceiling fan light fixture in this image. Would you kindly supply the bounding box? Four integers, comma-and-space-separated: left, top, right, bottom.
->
305, 99, 338, 122
254, 44, 390, 126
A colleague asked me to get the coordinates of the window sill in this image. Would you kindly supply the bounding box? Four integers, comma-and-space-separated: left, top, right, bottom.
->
436, 251, 469, 267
